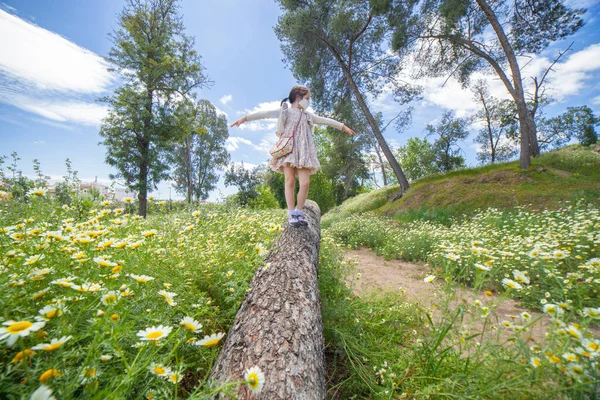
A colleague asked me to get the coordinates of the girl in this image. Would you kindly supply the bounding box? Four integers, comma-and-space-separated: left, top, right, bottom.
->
230, 85, 356, 227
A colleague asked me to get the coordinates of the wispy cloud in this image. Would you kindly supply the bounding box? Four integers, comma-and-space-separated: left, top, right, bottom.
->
219, 94, 232, 105
0, 8, 115, 126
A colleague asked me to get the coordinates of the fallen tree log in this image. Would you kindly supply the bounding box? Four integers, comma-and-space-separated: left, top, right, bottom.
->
207, 199, 325, 399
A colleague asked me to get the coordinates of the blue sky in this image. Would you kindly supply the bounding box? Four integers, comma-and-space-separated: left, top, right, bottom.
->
0, 0, 599, 202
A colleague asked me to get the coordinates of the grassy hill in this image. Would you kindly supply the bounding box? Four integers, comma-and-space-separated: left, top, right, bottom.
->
323, 143, 600, 226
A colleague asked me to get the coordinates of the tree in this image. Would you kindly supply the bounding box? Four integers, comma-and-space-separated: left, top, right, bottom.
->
390, 0, 586, 169
472, 81, 518, 164
99, 0, 211, 217
394, 137, 438, 181
426, 111, 469, 172
224, 162, 261, 207
539, 106, 600, 149
169, 99, 230, 203
274, 0, 419, 194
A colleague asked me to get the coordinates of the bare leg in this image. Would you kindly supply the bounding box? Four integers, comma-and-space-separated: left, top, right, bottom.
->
296, 168, 311, 210
283, 166, 297, 211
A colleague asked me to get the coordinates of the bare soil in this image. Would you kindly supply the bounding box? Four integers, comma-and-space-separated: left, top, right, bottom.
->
342, 247, 558, 346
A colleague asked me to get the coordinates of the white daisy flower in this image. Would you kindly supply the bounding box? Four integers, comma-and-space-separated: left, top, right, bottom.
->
136, 325, 172, 341
0, 320, 46, 347
194, 332, 225, 347
180, 317, 202, 333
244, 366, 265, 394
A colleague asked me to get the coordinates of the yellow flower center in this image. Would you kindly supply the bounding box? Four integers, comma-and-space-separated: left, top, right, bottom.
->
45, 310, 57, 318
146, 331, 163, 339
203, 339, 220, 347
183, 323, 196, 331
44, 342, 64, 351
154, 366, 166, 375
247, 373, 258, 388
7, 321, 32, 333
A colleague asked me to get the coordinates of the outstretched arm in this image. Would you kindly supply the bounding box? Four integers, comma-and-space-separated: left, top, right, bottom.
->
230, 108, 279, 128
310, 112, 356, 135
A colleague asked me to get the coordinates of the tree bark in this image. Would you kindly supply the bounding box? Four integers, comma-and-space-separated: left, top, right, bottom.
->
208, 199, 326, 400
474, 0, 534, 168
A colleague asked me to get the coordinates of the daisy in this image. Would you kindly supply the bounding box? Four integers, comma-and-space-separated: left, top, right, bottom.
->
136, 325, 172, 341
32, 335, 73, 351
37, 305, 63, 320
529, 357, 541, 368
167, 371, 183, 384
0, 320, 46, 347
194, 332, 225, 347
93, 256, 117, 268
501, 278, 522, 291
30, 385, 56, 400
553, 249, 568, 259
474, 263, 491, 272
130, 274, 154, 283
24, 254, 45, 266
39, 368, 62, 383
27, 187, 47, 198
565, 325, 583, 341
244, 366, 265, 394
158, 290, 178, 306
180, 317, 203, 333
101, 291, 120, 306
583, 307, 600, 319
423, 275, 436, 283
142, 230, 157, 237
512, 270, 530, 285
149, 362, 172, 377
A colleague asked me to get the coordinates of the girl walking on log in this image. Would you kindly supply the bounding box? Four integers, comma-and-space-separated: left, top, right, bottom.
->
230, 85, 356, 227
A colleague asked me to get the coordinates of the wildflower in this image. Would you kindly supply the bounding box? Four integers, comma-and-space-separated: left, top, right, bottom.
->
158, 290, 178, 306
529, 249, 539, 258
130, 274, 154, 283
0, 320, 46, 347
101, 291, 120, 306
149, 362, 172, 377
485, 291, 493, 297
565, 325, 583, 341
566, 363, 585, 378
100, 354, 112, 362
142, 230, 157, 237
474, 263, 491, 271
136, 325, 172, 341
37, 305, 63, 320
93, 256, 117, 268
123, 197, 133, 203
512, 270, 530, 285
520, 312, 532, 321
583, 307, 600, 319
24, 254, 45, 266
543, 304, 564, 318
31, 288, 49, 300
31, 335, 73, 351
563, 352, 579, 362
39, 368, 62, 383
30, 385, 56, 400
501, 278, 522, 291
195, 332, 225, 347
167, 372, 183, 384
553, 249, 567, 259
424, 275, 436, 283
530, 357, 541, 368
12, 349, 35, 363
244, 366, 265, 394
27, 187, 47, 198
180, 317, 202, 333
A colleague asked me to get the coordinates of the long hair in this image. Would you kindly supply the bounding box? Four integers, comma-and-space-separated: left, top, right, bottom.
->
280, 85, 310, 107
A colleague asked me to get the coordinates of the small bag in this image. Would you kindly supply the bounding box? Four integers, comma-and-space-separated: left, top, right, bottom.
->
269, 111, 304, 159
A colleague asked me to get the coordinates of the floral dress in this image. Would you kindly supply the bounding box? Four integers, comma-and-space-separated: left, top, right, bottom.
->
245, 106, 345, 177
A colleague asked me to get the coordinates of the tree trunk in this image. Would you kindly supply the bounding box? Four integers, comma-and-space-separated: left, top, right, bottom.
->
208, 200, 326, 400
475, 0, 533, 168
344, 72, 409, 192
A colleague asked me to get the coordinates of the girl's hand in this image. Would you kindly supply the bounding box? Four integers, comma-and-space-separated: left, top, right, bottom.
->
342, 125, 356, 135
230, 116, 247, 128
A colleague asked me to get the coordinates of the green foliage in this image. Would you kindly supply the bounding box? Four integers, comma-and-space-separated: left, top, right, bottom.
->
394, 137, 439, 181
425, 111, 469, 172
541, 105, 600, 148
223, 162, 261, 207
168, 99, 231, 203
247, 184, 280, 210
99, 0, 211, 216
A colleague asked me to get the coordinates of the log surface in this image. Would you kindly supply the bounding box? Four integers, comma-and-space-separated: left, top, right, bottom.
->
208, 200, 325, 399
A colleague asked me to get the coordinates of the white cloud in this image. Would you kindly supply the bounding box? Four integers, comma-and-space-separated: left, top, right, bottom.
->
219, 94, 232, 105
0, 9, 114, 93
592, 95, 600, 105
226, 134, 276, 154
0, 9, 115, 126
379, 43, 600, 120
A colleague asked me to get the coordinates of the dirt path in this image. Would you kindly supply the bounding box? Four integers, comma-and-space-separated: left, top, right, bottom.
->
342, 247, 556, 346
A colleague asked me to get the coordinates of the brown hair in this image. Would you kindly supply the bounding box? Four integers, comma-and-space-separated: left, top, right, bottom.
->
280, 85, 310, 107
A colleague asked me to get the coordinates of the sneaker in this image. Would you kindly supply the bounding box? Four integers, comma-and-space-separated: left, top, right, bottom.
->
294, 209, 308, 226
288, 212, 300, 227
